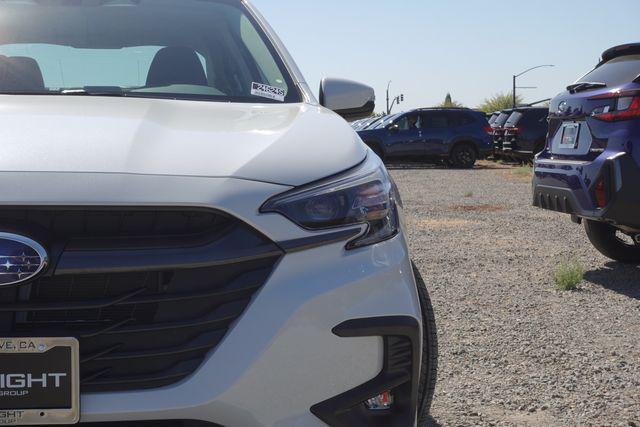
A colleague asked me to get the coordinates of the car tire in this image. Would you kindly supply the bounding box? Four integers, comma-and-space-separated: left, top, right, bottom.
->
584, 219, 640, 264
449, 144, 476, 169
412, 261, 438, 423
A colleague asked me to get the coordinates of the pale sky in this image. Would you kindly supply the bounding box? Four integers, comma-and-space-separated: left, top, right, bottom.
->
252, 0, 639, 112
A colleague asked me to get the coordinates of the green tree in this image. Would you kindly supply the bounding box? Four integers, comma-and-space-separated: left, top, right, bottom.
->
437, 92, 464, 108
477, 92, 523, 113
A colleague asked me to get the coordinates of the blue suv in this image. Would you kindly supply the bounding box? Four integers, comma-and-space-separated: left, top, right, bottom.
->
358, 108, 493, 168
533, 43, 640, 263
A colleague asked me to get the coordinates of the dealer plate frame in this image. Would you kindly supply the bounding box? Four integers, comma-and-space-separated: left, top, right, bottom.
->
0, 337, 80, 425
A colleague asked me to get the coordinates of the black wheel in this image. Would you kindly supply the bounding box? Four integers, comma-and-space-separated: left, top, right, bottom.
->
584, 219, 640, 264
449, 144, 476, 169
412, 261, 438, 423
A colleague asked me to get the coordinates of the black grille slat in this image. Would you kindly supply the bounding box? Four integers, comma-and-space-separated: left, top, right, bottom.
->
82, 359, 199, 388
5, 280, 261, 313
0, 207, 282, 393
88, 330, 226, 362
0, 288, 147, 312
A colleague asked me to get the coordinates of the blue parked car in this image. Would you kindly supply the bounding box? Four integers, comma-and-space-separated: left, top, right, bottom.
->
357, 108, 493, 168
533, 43, 640, 263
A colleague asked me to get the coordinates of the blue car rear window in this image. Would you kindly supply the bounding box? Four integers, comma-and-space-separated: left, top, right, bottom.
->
578, 54, 640, 87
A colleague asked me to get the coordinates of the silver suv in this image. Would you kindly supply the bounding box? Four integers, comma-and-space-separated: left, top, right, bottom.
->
0, 1, 437, 426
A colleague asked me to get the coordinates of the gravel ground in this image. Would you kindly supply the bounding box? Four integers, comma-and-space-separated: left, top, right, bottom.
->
391, 161, 640, 427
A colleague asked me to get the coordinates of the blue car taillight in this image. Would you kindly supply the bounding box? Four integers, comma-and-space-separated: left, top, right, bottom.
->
590, 90, 640, 122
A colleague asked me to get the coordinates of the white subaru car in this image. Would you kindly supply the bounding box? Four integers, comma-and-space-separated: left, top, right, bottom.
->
0, 1, 437, 426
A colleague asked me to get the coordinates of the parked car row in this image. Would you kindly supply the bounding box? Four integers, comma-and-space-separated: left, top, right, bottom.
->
498, 107, 549, 161
489, 109, 512, 155
349, 42, 640, 264
354, 106, 549, 168
356, 108, 493, 168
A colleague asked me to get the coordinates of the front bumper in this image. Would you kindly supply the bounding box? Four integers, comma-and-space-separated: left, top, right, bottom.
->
532, 151, 640, 229
0, 171, 422, 427
81, 232, 421, 427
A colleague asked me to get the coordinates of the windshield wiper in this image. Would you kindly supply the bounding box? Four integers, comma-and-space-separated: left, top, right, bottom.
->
0, 90, 58, 95
567, 81, 607, 93
61, 86, 125, 96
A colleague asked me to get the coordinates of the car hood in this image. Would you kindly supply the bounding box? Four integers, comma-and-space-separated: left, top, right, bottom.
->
0, 95, 366, 186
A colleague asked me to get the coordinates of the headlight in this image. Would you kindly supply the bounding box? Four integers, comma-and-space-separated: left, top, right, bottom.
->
261, 155, 400, 249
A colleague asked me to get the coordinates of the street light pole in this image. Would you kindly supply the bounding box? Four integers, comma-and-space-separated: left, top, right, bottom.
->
512, 75, 516, 109
512, 64, 555, 108
386, 81, 392, 115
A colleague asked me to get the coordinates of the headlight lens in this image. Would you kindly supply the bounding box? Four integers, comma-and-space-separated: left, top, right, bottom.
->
261, 156, 400, 249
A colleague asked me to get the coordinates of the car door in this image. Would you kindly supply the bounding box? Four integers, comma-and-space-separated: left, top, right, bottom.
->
385, 112, 424, 157
421, 112, 452, 156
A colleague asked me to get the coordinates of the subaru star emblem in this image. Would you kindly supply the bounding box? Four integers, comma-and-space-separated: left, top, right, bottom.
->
558, 101, 568, 113
0, 233, 48, 287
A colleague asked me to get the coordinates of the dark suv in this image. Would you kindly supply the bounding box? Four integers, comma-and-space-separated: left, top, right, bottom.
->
533, 43, 640, 263
502, 107, 549, 160
491, 109, 513, 154
357, 108, 493, 168
488, 112, 500, 126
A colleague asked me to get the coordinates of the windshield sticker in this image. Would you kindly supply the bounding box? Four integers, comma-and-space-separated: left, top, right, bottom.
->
251, 82, 286, 102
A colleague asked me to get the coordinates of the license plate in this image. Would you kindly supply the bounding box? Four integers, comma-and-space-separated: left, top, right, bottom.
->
0, 338, 79, 425
560, 123, 580, 148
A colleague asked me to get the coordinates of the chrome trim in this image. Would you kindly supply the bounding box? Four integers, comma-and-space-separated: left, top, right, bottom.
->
0, 233, 48, 287
0, 337, 80, 425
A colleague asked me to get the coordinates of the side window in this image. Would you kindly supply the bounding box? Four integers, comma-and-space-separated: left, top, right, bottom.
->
396, 114, 421, 131
424, 113, 449, 129
448, 112, 474, 127
461, 114, 475, 125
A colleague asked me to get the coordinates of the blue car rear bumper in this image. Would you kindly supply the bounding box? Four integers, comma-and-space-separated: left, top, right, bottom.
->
532, 151, 640, 229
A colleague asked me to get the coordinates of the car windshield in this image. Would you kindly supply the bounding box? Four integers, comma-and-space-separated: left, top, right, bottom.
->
577, 54, 640, 88
0, 0, 300, 103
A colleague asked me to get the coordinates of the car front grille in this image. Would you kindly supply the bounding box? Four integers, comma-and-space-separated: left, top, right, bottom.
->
0, 208, 283, 393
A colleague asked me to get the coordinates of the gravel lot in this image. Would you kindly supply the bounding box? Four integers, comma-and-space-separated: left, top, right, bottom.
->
391, 161, 640, 426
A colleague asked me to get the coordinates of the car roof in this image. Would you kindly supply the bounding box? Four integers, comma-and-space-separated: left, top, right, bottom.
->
600, 43, 640, 64
408, 107, 485, 115
416, 107, 475, 112
512, 106, 548, 113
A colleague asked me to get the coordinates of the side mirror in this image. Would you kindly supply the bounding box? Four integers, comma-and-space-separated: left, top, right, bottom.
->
319, 77, 375, 121
388, 124, 399, 133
